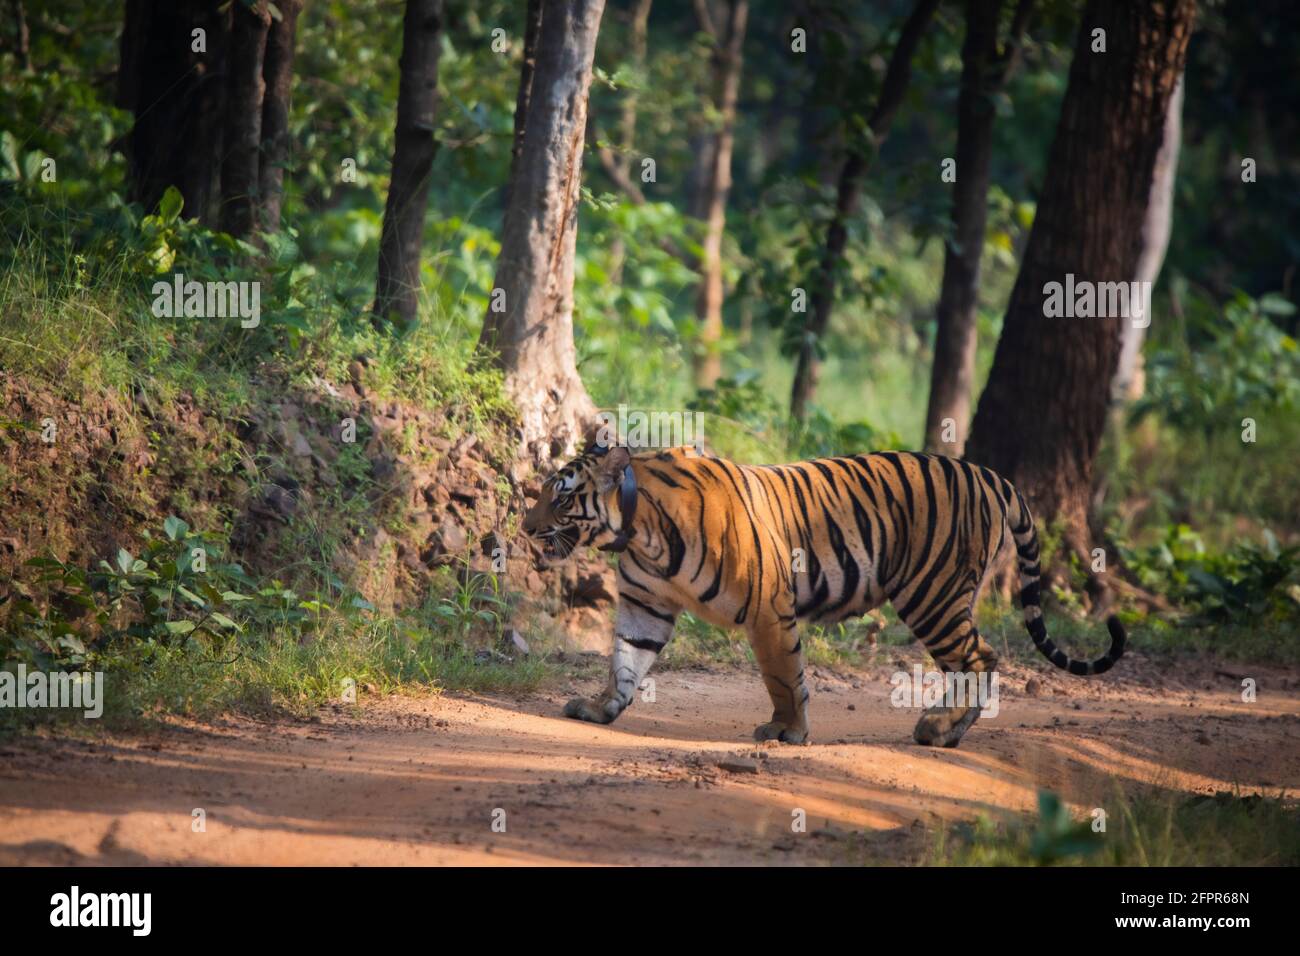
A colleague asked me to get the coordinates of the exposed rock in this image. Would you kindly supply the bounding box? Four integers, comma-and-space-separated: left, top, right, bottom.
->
717, 757, 760, 775
502, 628, 530, 656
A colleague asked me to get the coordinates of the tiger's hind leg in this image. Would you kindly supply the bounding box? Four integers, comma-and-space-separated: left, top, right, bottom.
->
749, 619, 811, 744
900, 602, 998, 748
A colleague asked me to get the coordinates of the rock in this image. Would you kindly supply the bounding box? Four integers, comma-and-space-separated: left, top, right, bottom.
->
258, 483, 298, 522
449, 485, 477, 507
347, 360, 367, 396
453, 434, 478, 460
561, 606, 610, 653
503, 629, 530, 656
717, 756, 760, 775
433, 519, 469, 556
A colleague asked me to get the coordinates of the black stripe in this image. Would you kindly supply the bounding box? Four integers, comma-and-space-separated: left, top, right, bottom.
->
619, 634, 667, 653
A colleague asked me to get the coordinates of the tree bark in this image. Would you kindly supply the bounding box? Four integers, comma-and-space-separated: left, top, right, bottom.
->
965, 0, 1196, 576
1113, 72, 1183, 404
219, 0, 272, 238
789, 0, 941, 422
258, 0, 302, 234
477, 0, 607, 469
503, 0, 543, 212
118, 0, 231, 222
690, 0, 747, 390
373, 0, 444, 329
10, 0, 31, 72
923, 0, 1033, 455
605, 0, 653, 283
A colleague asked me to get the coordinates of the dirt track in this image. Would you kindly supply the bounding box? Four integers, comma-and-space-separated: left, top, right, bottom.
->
2, 654, 1298, 866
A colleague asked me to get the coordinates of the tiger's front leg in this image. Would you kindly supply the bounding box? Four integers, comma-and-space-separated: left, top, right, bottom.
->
750, 620, 811, 744
563, 594, 678, 726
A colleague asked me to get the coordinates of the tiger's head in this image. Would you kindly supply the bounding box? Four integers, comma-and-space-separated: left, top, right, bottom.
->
523, 445, 634, 562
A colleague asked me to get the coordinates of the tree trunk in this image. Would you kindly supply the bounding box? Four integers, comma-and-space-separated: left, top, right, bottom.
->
1113, 72, 1183, 404
923, 0, 1032, 455
789, 0, 941, 422
502, 0, 543, 212
258, 0, 302, 234
691, 0, 748, 391
219, 0, 272, 238
10, 0, 31, 72
606, 0, 653, 284
477, 0, 606, 470
117, 0, 230, 222
965, 0, 1196, 576
373, 0, 444, 330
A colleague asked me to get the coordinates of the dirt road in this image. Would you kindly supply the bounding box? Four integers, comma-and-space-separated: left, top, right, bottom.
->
2, 654, 1298, 865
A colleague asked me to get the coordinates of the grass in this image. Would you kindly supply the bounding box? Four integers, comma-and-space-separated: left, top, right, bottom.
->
659, 599, 1300, 673
0, 604, 562, 735
924, 786, 1300, 866
979, 604, 1300, 668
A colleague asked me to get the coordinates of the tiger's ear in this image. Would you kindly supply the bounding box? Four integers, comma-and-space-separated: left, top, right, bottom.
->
594, 445, 631, 492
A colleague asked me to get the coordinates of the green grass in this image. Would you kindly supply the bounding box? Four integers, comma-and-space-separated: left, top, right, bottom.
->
925, 786, 1300, 866
979, 604, 1300, 668
0, 608, 561, 735
659, 601, 1300, 673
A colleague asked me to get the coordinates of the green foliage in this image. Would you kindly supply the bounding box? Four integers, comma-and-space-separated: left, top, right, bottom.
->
1026, 791, 1104, 864
930, 787, 1300, 867
1137, 285, 1300, 432
1117, 525, 1300, 623
687, 371, 903, 463
2, 516, 311, 667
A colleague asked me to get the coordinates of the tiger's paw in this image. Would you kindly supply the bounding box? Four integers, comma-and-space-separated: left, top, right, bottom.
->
912, 706, 980, 748
563, 696, 618, 725
753, 720, 809, 744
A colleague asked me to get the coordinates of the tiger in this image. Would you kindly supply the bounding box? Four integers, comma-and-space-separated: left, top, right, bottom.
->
522, 443, 1125, 748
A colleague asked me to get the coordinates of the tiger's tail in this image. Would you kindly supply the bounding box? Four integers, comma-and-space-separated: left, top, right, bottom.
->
1007, 487, 1125, 676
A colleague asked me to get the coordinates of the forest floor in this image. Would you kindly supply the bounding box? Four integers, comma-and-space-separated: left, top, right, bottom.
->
2, 653, 1298, 866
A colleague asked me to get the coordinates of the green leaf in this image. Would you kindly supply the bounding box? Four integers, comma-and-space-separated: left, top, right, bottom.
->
163, 515, 189, 541
164, 620, 196, 636
177, 586, 207, 608
159, 185, 183, 223
116, 549, 134, 575
209, 612, 241, 631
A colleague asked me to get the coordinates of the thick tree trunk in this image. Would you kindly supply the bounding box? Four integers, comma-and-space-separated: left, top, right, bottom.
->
789, 0, 941, 422
965, 0, 1196, 575
1113, 73, 1183, 404
373, 0, 444, 329
219, 0, 272, 238
118, 0, 230, 222
924, 0, 1032, 455
258, 0, 302, 233
477, 0, 606, 469
691, 0, 748, 390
